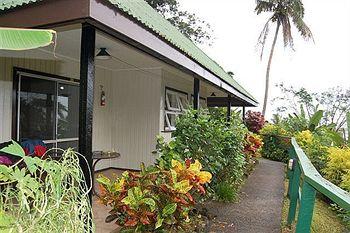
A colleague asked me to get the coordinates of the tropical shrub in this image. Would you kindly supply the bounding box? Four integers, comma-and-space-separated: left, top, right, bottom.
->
0, 141, 93, 232
215, 182, 236, 202
244, 133, 263, 158
97, 159, 211, 232
260, 123, 290, 163
244, 110, 265, 133
169, 108, 247, 197
243, 133, 263, 174
295, 130, 329, 172
323, 147, 350, 188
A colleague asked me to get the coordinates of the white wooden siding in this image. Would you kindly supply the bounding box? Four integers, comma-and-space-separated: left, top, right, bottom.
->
108, 70, 161, 170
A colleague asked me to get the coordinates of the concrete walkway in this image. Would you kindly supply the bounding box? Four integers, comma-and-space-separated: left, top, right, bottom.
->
207, 159, 285, 233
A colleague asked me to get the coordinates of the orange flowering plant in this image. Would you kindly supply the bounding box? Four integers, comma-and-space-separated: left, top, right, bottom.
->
97, 159, 211, 232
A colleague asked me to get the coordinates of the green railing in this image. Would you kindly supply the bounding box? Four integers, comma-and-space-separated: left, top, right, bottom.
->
287, 138, 350, 233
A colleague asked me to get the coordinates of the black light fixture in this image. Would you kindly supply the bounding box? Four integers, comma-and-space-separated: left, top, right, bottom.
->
210, 92, 216, 97
96, 48, 111, 60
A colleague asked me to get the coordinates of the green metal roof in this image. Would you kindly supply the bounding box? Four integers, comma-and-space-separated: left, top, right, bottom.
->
0, 0, 41, 11
108, 0, 256, 103
0, 0, 257, 103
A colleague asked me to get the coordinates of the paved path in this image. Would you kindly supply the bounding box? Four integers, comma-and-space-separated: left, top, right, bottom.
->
207, 159, 285, 233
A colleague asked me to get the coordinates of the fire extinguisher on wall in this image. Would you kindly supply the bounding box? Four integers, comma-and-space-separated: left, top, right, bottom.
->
100, 85, 106, 106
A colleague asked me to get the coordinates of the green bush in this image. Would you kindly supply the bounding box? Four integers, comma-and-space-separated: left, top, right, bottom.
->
215, 182, 237, 202
158, 108, 247, 199
323, 147, 350, 188
260, 123, 291, 163
295, 130, 328, 173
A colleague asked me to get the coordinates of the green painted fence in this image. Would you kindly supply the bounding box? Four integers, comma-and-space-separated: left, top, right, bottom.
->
287, 138, 350, 233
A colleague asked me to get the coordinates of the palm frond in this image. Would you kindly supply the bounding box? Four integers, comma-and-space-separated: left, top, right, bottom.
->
255, 0, 276, 15
287, 0, 314, 41
280, 15, 294, 49
257, 17, 273, 59
293, 17, 314, 41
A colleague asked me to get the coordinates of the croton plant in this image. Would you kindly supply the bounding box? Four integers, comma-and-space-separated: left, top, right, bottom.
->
97, 159, 212, 232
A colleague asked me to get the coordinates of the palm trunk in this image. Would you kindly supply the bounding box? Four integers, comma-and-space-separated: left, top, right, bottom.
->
262, 21, 280, 116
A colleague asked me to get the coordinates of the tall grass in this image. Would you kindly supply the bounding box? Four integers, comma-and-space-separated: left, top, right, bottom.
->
0, 149, 94, 232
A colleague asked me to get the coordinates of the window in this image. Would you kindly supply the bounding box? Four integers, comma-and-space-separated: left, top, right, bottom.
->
15, 70, 79, 150
164, 88, 188, 131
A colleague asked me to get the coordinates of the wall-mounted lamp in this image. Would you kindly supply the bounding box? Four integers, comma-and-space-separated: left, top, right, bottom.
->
96, 48, 111, 60
210, 92, 216, 97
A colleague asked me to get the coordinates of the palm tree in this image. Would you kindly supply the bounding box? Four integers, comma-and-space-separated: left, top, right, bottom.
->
255, 0, 313, 116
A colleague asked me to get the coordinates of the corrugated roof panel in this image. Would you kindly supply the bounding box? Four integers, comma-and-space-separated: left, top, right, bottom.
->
108, 0, 256, 102
0, 0, 41, 11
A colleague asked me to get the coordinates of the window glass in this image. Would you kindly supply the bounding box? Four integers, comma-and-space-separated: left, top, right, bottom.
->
166, 91, 181, 111
164, 89, 190, 130
165, 111, 178, 131
17, 73, 79, 149
19, 76, 56, 140
178, 94, 189, 110
57, 140, 79, 150
57, 83, 79, 139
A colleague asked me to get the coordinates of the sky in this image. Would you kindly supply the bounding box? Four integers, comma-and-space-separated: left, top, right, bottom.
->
177, 0, 350, 118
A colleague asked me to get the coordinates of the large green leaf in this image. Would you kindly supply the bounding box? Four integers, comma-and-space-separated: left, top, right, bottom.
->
0, 140, 25, 157
308, 110, 323, 131
347, 112, 350, 142
0, 27, 55, 50
162, 203, 177, 216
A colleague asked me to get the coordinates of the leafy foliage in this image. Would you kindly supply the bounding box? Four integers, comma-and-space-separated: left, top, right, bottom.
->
97, 159, 211, 232
243, 133, 264, 174
256, 0, 313, 56
295, 130, 329, 172
259, 123, 290, 163
169, 108, 247, 196
0, 148, 93, 232
273, 84, 350, 132
323, 147, 350, 189
146, 0, 213, 45
244, 133, 264, 158
244, 110, 265, 133
215, 182, 237, 202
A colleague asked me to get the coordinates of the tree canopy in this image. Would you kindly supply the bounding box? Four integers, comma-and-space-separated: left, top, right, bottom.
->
146, 0, 213, 45
272, 84, 350, 131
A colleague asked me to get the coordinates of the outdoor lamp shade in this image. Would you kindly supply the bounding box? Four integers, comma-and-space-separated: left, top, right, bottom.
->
96, 48, 111, 60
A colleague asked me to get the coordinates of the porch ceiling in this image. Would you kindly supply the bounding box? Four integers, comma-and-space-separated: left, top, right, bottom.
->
0, 27, 164, 74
